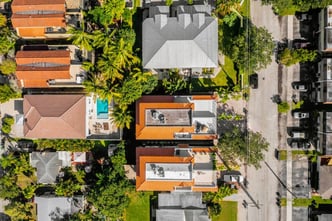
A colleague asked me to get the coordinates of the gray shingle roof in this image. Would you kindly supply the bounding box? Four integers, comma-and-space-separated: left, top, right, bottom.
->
143, 6, 218, 69
157, 192, 210, 221
35, 196, 82, 221
30, 152, 62, 184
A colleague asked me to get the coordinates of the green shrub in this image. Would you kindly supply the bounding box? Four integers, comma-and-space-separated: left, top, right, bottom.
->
278, 102, 290, 113
165, 0, 173, 6
1, 116, 14, 134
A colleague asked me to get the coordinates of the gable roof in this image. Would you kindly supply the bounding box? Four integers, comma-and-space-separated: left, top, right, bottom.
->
23, 94, 86, 139
143, 6, 218, 69
35, 196, 82, 221
16, 50, 71, 88
11, 14, 65, 28
11, 0, 66, 37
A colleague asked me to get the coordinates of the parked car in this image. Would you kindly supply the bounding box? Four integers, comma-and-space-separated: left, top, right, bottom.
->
290, 130, 308, 139
290, 140, 311, 149
292, 82, 309, 92
249, 73, 258, 89
16, 139, 35, 152
293, 111, 310, 119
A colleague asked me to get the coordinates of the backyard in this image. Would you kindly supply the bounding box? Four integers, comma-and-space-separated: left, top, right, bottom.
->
125, 191, 153, 221
212, 201, 238, 221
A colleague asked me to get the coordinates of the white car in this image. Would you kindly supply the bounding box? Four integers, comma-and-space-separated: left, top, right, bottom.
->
293, 84, 308, 92
290, 131, 308, 139
293, 112, 309, 119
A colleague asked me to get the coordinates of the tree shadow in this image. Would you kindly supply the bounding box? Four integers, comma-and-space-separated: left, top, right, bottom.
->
217, 104, 246, 136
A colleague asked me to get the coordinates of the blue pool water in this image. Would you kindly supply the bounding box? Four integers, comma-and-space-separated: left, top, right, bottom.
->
96, 99, 108, 119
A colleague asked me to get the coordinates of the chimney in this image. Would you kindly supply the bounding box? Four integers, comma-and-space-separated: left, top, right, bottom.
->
178, 13, 191, 29
154, 14, 167, 29
192, 13, 205, 28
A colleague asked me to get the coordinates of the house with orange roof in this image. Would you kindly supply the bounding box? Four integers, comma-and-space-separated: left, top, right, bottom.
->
136, 95, 218, 141
23, 94, 122, 140
136, 146, 218, 192
11, 0, 85, 39
15, 45, 86, 88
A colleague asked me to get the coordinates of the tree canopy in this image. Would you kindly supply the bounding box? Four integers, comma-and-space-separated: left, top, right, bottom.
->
0, 84, 20, 103
220, 18, 274, 72
279, 48, 317, 66
262, 0, 332, 15
217, 127, 269, 169
87, 142, 132, 220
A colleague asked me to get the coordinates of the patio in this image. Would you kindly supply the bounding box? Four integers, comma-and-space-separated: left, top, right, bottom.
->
86, 96, 121, 140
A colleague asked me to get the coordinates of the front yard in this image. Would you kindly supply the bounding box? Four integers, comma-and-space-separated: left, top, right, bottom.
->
212, 201, 238, 221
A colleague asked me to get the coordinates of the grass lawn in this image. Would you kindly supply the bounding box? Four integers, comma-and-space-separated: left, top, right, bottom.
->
191, 56, 237, 91
125, 191, 153, 221
212, 201, 237, 221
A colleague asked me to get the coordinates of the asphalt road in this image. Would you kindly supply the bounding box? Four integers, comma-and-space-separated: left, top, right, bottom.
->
236, 1, 289, 221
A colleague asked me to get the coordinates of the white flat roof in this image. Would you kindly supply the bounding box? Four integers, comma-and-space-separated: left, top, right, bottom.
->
146, 163, 192, 180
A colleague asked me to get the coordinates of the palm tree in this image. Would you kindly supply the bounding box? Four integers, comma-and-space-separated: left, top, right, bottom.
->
92, 29, 116, 53
68, 27, 94, 51
108, 38, 139, 70
110, 105, 133, 129
103, 0, 126, 23
83, 75, 121, 101
97, 54, 124, 83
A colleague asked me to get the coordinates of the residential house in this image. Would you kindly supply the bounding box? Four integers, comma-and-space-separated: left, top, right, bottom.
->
315, 58, 332, 104
317, 156, 332, 199
136, 146, 218, 192
30, 151, 72, 184
11, 0, 84, 39
136, 95, 218, 141
23, 94, 122, 140
15, 45, 86, 88
142, 5, 218, 75
316, 111, 332, 155
34, 196, 83, 221
155, 192, 211, 221
318, 6, 332, 52
30, 151, 91, 184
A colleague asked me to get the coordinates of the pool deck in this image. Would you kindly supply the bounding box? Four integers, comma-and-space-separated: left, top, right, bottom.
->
86, 96, 121, 139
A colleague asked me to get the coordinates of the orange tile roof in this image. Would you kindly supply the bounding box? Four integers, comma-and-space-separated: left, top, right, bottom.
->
135, 95, 218, 140
21, 79, 48, 88
16, 50, 70, 64
15, 50, 71, 88
24, 94, 86, 139
17, 27, 45, 38
12, 14, 65, 28
12, 0, 65, 13
136, 147, 217, 192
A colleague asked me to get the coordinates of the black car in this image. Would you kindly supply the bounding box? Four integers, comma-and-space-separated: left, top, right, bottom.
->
249, 73, 258, 89
16, 140, 35, 152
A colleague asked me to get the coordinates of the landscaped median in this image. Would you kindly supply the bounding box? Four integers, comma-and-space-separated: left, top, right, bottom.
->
280, 196, 332, 207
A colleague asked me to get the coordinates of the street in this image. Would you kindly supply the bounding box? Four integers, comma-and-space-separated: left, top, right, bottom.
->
236, 1, 289, 221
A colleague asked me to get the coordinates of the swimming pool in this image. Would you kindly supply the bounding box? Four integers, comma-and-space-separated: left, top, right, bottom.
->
96, 98, 108, 119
